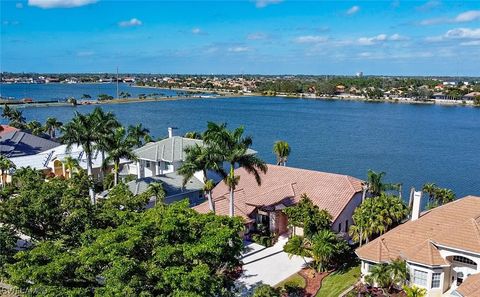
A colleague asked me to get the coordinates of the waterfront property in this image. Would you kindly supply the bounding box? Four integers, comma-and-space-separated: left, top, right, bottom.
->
356, 195, 480, 297
130, 128, 205, 179
8, 144, 129, 180
194, 164, 364, 238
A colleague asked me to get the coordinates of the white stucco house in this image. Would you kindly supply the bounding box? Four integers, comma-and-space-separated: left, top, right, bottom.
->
356, 195, 480, 297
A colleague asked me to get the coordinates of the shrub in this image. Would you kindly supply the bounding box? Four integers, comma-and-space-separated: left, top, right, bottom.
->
252, 284, 280, 297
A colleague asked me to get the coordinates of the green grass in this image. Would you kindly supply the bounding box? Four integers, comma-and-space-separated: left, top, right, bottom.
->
275, 273, 306, 289
315, 265, 360, 297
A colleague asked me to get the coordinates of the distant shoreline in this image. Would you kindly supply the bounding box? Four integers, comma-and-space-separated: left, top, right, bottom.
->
0, 85, 477, 108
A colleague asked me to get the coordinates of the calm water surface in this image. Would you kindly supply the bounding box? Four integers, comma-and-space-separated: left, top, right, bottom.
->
0, 83, 179, 101
2, 92, 480, 200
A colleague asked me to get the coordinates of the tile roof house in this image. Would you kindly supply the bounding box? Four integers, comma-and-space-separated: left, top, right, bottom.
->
194, 164, 364, 237
356, 195, 480, 297
0, 130, 60, 158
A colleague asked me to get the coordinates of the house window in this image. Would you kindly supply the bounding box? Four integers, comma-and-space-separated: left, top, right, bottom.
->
413, 269, 428, 287
145, 161, 151, 167
345, 219, 349, 232
453, 256, 477, 267
432, 273, 441, 288
338, 222, 342, 232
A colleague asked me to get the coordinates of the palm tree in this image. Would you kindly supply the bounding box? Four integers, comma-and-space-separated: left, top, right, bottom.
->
403, 285, 427, 297
61, 111, 98, 203
1, 104, 13, 120
366, 170, 387, 196
309, 229, 340, 272
63, 156, 80, 178
147, 182, 165, 206
389, 259, 407, 289
104, 127, 138, 186
91, 107, 120, 178
127, 124, 150, 147
203, 122, 267, 217
0, 155, 15, 188
184, 131, 202, 139
273, 140, 291, 166
26, 120, 44, 136
81, 94, 91, 100
44, 117, 63, 139
8, 109, 26, 129
365, 263, 393, 290
178, 144, 223, 213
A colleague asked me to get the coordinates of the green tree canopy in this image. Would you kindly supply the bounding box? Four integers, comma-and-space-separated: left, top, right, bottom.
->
283, 194, 332, 238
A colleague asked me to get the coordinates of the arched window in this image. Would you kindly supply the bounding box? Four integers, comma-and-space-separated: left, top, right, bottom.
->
453, 256, 477, 268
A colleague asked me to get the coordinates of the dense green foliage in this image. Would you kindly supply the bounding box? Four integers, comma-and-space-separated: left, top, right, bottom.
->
422, 183, 456, 209
283, 194, 332, 238
365, 259, 407, 292
0, 169, 245, 296
349, 193, 409, 245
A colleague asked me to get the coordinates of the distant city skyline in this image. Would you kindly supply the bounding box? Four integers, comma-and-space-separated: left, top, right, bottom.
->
1, 0, 480, 76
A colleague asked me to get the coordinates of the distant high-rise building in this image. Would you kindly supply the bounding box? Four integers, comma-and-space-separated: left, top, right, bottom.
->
356, 71, 363, 77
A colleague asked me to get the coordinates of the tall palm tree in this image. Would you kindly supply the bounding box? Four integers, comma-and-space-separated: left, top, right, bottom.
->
8, 109, 26, 129
26, 120, 44, 136
365, 263, 393, 290
61, 111, 98, 203
178, 144, 223, 213
0, 155, 15, 188
1, 104, 13, 120
147, 182, 165, 206
127, 124, 150, 147
44, 117, 63, 139
366, 170, 387, 196
104, 127, 138, 186
203, 122, 267, 217
309, 229, 338, 272
273, 140, 290, 166
91, 107, 120, 178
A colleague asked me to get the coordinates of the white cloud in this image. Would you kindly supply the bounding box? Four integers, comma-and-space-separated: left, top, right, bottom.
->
192, 28, 202, 34
454, 10, 480, 23
247, 32, 267, 40
28, 0, 97, 9
421, 10, 480, 25
357, 34, 388, 45
118, 18, 142, 28
416, 0, 440, 12
389, 34, 410, 41
346, 5, 360, 15
255, 0, 282, 8
16, 2, 23, 8
294, 35, 328, 44
2, 20, 20, 25
228, 46, 250, 52
426, 28, 480, 42
460, 40, 480, 46
357, 33, 409, 45
445, 28, 480, 39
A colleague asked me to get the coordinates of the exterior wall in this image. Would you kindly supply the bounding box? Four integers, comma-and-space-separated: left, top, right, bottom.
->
332, 192, 363, 238
438, 246, 480, 291
407, 263, 446, 297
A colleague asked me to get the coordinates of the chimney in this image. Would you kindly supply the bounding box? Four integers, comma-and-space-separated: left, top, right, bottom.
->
168, 127, 173, 138
411, 190, 423, 221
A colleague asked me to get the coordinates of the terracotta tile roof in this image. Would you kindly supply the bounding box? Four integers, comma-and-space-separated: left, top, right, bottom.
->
356, 195, 480, 266
401, 240, 448, 266
456, 273, 480, 297
0, 125, 19, 135
194, 164, 363, 222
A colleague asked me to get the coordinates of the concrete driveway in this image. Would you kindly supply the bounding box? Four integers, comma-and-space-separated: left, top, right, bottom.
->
235, 235, 311, 295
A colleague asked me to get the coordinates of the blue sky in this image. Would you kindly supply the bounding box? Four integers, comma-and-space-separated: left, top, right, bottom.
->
1, 0, 479, 75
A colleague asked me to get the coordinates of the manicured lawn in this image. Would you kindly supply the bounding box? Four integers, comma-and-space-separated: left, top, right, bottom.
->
315, 265, 360, 297
275, 272, 306, 289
